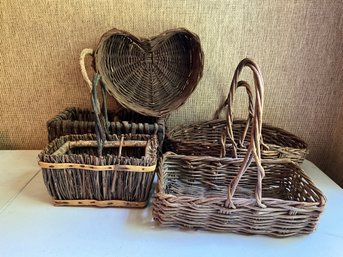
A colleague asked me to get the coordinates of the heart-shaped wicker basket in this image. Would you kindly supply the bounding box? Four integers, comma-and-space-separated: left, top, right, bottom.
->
81, 28, 204, 117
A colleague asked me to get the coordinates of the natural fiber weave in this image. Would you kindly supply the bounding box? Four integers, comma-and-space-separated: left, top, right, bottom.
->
153, 59, 325, 236
47, 107, 165, 148
166, 59, 308, 163
39, 133, 157, 207
85, 28, 204, 117
153, 153, 326, 237
39, 74, 159, 207
166, 119, 308, 163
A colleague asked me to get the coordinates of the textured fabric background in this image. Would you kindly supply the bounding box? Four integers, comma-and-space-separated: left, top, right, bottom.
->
1, 0, 342, 186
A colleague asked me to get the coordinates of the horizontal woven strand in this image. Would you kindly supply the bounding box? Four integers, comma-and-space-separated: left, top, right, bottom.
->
53, 199, 147, 208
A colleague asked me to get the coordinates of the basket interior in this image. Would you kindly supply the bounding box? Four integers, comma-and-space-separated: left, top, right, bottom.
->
95, 29, 203, 116
161, 155, 321, 204
66, 144, 145, 158
52, 140, 149, 159
169, 119, 307, 149
41, 134, 158, 163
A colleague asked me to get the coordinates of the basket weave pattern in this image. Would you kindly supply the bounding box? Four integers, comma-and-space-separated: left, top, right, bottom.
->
153, 153, 325, 237
165, 61, 308, 163
47, 107, 165, 146
39, 133, 157, 207
39, 74, 159, 208
153, 58, 325, 236
166, 119, 308, 163
94, 28, 204, 117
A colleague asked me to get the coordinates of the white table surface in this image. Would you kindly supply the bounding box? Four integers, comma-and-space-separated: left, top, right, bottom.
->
0, 150, 342, 257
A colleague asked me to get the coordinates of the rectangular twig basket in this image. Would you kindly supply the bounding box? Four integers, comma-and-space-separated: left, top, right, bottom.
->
38, 134, 158, 207
153, 153, 326, 237
47, 107, 165, 149
153, 58, 325, 237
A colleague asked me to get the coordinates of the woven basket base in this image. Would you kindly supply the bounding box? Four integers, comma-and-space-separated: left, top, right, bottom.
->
53, 199, 147, 208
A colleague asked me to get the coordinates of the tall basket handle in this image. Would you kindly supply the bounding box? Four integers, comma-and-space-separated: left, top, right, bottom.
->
215, 80, 254, 149
80, 48, 95, 91
223, 58, 266, 209
221, 59, 264, 158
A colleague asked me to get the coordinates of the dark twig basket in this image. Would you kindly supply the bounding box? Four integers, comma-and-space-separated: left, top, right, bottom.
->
47, 107, 165, 149
153, 59, 325, 237
39, 133, 157, 207
38, 74, 158, 207
165, 59, 308, 164
80, 28, 204, 117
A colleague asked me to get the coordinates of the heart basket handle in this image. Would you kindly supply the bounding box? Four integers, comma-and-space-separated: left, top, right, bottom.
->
91, 73, 110, 157
223, 58, 266, 209
80, 48, 95, 91
215, 80, 254, 152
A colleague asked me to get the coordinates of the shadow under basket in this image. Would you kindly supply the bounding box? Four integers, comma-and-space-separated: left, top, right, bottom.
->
38, 134, 158, 208
153, 153, 326, 237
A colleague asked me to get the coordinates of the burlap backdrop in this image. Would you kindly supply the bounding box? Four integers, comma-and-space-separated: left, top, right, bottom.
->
1, 0, 342, 186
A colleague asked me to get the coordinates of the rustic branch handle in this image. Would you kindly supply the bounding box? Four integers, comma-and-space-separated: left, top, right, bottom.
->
214, 80, 254, 120
215, 80, 254, 150
221, 59, 263, 158
80, 48, 95, 91
223, 58, 266, 209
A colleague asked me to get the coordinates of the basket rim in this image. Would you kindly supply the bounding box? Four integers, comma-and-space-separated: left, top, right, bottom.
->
47, 107, 165, 125
156, 152, 326, 207
167, 118, 308, 149
39, 134, 158, 167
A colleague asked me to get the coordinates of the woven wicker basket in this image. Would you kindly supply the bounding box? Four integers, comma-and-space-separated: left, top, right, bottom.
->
47, 107, 165, 149
153, 63, 326, 236
39, 133, 157, 207
165, 58, 308, 164
153, 153, 326, 237
80, 28, 204, 117
38, 75, 158, 207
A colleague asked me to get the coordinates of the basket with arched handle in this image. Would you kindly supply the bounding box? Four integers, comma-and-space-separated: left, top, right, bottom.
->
153, 59, 325, 237
165, 58, 308, 164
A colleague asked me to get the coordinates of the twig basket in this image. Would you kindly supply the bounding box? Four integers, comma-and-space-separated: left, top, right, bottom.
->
38, 75, 158, 207
153, 153, 325, 237
80, 28, 204, 117
165, 59, 308, 164
39, 134, 157, 207
47, 107, 165, 149
153, 59, 325, 237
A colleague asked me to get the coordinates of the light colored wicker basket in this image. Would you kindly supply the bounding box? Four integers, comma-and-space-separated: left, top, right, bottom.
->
153, 60, 326, 237
80, 28, 204, 117
165, 58, 308, 164
38, 74, 158, 207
